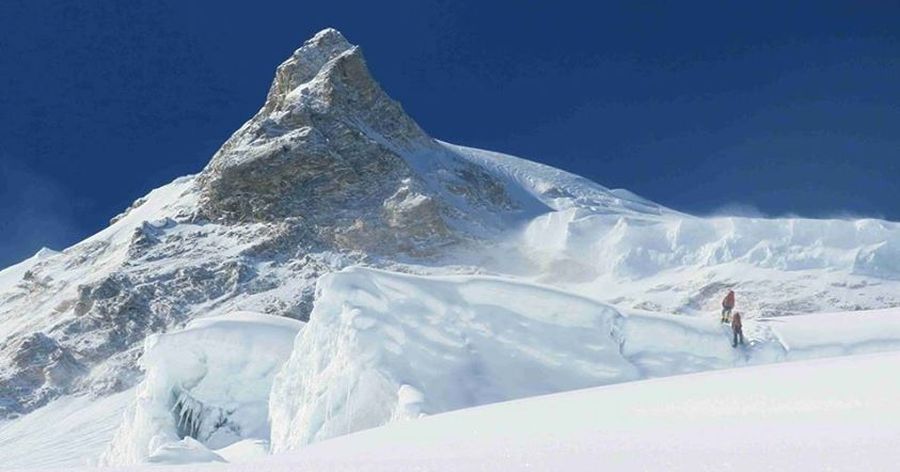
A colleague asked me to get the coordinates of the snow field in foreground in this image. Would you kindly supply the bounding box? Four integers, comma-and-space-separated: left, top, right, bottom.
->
22, 351, 900, 472
265, 351, 900, 472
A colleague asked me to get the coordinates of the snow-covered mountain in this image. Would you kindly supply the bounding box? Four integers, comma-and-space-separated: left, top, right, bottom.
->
1, 28, 900, 469
0, 27, 668, 422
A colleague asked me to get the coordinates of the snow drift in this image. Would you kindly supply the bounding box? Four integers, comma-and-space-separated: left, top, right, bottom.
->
100, 312, 302, 465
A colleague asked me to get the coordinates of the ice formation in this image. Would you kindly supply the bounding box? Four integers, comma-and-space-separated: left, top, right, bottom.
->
99, 312, 302, 465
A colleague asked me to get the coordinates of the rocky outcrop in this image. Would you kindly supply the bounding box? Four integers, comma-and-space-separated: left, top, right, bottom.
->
0, 333, 85, 416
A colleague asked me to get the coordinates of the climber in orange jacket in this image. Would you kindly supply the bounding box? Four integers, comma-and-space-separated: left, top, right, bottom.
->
721, 290, 735, 323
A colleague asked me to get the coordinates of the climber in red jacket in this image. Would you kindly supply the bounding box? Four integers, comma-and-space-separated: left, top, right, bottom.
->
721, 290, 735, 323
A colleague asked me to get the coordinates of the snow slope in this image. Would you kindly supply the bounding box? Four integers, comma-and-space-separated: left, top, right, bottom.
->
440, 143, 900, 318
0, 176, 194, 339
256, 352, 900, 472
0, 389, 133, 469
446, 142, 669, 216
762, 308, 900, 359
0, 176, 203, 416
19, 351, 900, 472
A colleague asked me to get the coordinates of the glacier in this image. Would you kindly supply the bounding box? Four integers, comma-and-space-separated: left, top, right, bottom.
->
91, 268, 900, 463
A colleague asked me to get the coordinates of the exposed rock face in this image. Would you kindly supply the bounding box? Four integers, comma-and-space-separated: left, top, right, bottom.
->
0, 333, 85, 416
0, 213, 348, 418
196, 29, 517, 254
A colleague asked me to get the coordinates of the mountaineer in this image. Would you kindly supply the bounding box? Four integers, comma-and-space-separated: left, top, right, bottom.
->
721, 289, 735, 323
731, 311, 745, 347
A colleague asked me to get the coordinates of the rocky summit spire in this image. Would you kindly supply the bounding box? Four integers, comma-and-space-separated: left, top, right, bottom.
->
194, 28, 464, 253
201, 28, 430, 173
193, 28, 523, 256
262, 28, 353, 114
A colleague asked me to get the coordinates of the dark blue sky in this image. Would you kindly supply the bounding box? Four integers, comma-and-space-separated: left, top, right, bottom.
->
1, 1, 899, 268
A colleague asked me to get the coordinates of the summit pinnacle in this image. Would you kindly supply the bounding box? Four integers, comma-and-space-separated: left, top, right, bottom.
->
196, 28, 517, 253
